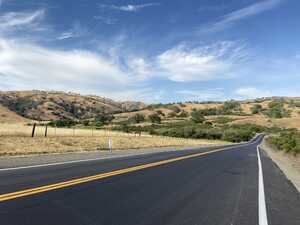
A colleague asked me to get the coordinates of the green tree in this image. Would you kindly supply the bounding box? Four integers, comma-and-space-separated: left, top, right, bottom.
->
95, 113, 115, 125
131, 113, 145, 123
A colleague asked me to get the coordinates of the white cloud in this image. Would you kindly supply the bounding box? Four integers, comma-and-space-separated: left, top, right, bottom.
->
0, 38, 131, 92
57, 32, 74, 40
235, 87, 272, 98
56, 22, 89, 40
126, 57, 153, 80
177, 89, 224, 101
0, 9, 45, 31
156, 41, 247, 82
99, 3, 160, 12
201, 0, 282, 33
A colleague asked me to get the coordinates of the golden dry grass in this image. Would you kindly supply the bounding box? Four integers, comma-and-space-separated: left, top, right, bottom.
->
0, 106, 29, 123
0, 123, 228, 157
0, 123, 151, 137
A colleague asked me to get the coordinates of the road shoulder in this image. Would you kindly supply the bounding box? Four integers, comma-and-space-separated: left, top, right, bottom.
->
260, 137, 300, 192
0, 144, 235, 170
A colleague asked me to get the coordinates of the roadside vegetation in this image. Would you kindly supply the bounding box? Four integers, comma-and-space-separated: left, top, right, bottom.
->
113, 121, 268, 143
43, 99, 297, 145
267, 130, 300, 155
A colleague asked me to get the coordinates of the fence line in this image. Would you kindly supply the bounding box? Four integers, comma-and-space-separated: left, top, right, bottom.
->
0, 124, 154, 138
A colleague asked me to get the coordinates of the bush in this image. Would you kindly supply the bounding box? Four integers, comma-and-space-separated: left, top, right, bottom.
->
83, 120, 90, 126
177, 110, 189, 118
268, 131, 300, 154
251, 104, 262, 114
190, 109, 205, 123
112, 121, 264, 143
223, 100, 241, 113
264, 100, 290, 118
120, 123, 130, 133
95, 113, 115, 125
130, 113, 145, 123
48, 119, 77, 128
222, 129, 254, 142
148, 113, 161, 124
193, 107, 220, 116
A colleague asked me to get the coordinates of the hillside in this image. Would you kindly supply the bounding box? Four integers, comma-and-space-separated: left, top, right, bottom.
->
0, 91, 146, 121
0, 105, 29, 123
114, 97, 300, 130
1, 91, 300, 130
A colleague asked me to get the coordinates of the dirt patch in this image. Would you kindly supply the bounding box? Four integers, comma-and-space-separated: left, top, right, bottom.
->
260, 138, 300, 192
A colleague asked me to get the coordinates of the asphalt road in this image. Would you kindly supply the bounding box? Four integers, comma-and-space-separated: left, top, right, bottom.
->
0, 135, 299, 225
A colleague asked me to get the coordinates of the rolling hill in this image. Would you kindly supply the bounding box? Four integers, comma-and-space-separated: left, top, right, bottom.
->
0, 91, 146, 121
1, 91, 300, 130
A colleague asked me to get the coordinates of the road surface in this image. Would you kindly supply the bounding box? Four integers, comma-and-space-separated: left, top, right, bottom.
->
0, 135, 299, 225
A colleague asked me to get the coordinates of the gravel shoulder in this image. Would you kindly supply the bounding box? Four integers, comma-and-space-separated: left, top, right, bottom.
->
260, 137, 300, 192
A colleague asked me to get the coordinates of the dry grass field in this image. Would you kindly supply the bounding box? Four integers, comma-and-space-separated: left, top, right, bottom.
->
0, 123, 228, 157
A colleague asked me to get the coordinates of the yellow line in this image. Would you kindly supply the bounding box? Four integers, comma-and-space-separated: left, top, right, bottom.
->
0, 147, 230, 202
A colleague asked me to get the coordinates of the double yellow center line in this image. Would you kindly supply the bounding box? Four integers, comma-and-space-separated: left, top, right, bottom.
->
0, 147, 230, 202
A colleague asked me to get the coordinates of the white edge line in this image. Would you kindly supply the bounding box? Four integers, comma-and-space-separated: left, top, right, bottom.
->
257, 146, 269, 225
0, 138, 260, 172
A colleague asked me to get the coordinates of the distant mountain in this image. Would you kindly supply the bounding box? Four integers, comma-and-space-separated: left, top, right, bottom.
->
0, 91, 146, 121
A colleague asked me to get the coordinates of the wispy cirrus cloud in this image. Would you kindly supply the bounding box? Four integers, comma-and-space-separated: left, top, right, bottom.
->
0, 38, 131, 90
57, 32, 74, 40
99, 3, 160, 12
0, 9, 45, 32
56, 22, 89, 40
200, 0, 282, 33
156, 41, 248, 82
93, 16, 117, 25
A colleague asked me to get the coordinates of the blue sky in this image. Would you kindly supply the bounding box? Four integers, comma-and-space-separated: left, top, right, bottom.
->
0, 0, 299, 103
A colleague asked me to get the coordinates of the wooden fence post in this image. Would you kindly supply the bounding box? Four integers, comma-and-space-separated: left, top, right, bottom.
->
44, 125, 48, 137
31, 123, 36, 137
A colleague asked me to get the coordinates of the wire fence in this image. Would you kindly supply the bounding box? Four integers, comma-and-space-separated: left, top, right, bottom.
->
0, 123, 153, 138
